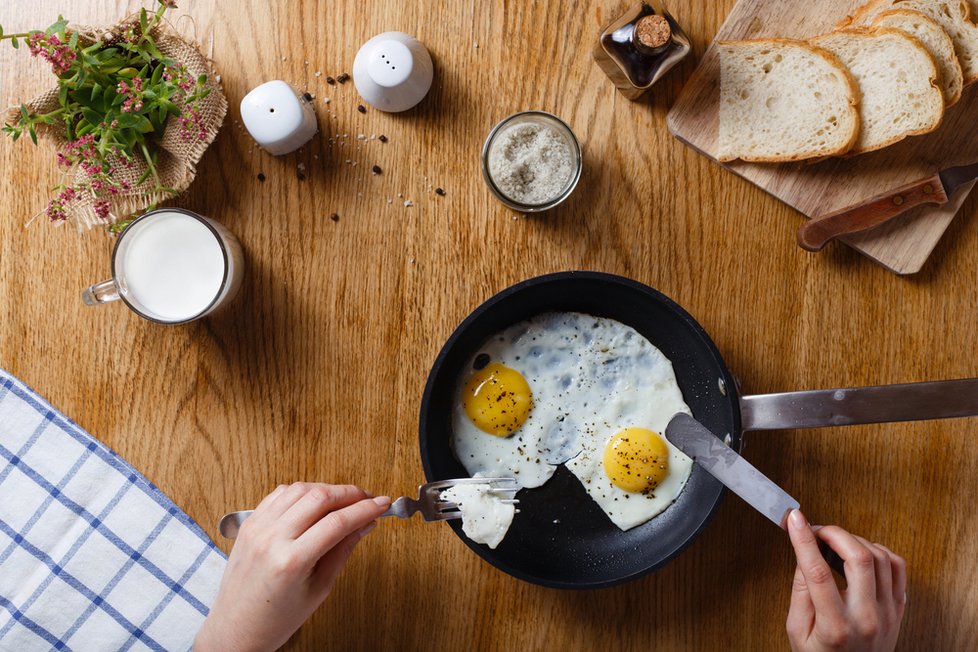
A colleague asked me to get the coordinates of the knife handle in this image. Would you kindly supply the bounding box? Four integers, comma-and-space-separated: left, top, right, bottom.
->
797, 174, 948, 252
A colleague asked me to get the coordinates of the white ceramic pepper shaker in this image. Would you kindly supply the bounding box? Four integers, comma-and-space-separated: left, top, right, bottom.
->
240, 80, 318, 155
353, 32, 433, 112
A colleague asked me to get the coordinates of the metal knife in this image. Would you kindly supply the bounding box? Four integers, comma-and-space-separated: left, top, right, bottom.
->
796, 161, 978, 252
665, 413, 845, 576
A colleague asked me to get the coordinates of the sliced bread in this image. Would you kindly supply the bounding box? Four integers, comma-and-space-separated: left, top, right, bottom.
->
718, 39, 860, 162
810, 28, 943, 153
842, 0, 978, 84
874, 9, 964, 106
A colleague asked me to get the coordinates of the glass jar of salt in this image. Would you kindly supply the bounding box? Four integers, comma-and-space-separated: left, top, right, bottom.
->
481, 111, 582, 212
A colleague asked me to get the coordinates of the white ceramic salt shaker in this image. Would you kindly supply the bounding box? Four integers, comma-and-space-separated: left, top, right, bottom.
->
353, 32, 433, 112
240, 80, 318, 155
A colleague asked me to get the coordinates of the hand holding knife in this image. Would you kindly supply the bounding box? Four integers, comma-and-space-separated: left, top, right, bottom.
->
665, 413, 845, 576
796, 160, 978, 251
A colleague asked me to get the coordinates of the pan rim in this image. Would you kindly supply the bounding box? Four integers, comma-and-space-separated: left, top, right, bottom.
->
418, 270, 741, 589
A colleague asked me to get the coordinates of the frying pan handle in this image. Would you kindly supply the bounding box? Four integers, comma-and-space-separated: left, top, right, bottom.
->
739, 378, 978, 431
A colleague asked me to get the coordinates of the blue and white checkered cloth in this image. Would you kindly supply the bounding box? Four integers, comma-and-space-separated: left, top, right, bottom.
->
0, 369, 226, 651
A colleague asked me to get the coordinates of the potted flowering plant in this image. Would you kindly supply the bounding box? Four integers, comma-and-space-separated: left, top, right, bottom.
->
0, 0, 226, 231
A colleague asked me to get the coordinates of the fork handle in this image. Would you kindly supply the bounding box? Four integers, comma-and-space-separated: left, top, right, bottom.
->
218, 510, 254, 539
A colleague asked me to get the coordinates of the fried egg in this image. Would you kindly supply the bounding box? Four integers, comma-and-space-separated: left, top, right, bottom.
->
451, 312, 694, 535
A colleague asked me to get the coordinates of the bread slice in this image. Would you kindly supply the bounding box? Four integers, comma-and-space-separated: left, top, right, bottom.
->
841, 0, 978, 84
718, 39, 860, 162
874, 9, 964, 106
810, 28, 943, 154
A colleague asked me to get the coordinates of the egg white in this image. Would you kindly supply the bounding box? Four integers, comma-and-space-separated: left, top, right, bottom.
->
451, 312, 694, 531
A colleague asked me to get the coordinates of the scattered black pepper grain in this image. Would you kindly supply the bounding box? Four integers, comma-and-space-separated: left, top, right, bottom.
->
435, 187, 446, 196
329, 213, 339, 222
378, 134, 388, 143
372, 164, 382, 175
357, 104, 366, 114
303, 92, 313, 102
336, 72, 350, 83
257, 172, 266, 182
297, 171, 306, 181
325, 76, 336, 85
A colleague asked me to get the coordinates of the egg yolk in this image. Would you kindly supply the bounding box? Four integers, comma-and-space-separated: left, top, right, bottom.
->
603, 428, 670, 494
462, 362, 532, 436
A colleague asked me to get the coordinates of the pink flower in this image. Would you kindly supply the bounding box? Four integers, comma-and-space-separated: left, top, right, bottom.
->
93, 200, 111, 221
117, 76, 145, 113
27, 31, 77, 76
178, 105, 206, 142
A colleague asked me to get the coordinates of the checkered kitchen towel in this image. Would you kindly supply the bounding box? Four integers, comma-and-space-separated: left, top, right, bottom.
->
0, 369, 226, 651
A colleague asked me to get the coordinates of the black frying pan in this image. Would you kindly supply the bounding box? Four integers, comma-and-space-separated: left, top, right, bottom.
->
418, 271, 978, 589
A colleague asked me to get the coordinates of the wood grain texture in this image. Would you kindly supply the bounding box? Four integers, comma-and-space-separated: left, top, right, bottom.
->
667, 0, 978, 274
1, 1, 977, 650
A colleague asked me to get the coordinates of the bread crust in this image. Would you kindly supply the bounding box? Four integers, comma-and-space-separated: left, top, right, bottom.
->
810, 27, 944, 154
717, 38, 861, 163
842, 0, 978, 85
873, 7, 964, 106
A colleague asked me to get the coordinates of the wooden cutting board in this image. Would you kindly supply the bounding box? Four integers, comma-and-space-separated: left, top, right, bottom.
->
666, 0, 978, 274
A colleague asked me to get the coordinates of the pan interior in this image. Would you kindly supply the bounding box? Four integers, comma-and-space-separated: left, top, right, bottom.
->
419, 272, 740, 589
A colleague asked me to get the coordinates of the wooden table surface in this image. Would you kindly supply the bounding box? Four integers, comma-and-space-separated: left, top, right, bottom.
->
2, 1, 977, 650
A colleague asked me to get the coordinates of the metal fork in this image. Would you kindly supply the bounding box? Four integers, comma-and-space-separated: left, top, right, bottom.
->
383, 477, 519, 521
218, 477, 519, 538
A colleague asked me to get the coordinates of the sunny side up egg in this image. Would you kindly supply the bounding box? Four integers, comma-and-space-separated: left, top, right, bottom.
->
451, 312, 694, 532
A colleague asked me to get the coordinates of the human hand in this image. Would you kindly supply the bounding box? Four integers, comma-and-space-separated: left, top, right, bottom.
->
786, 510, 906, 652
194, 483, 391, 652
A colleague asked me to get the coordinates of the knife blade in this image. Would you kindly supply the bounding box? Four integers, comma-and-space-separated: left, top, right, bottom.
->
796, 160, 978, 252
665, 413, 845, 575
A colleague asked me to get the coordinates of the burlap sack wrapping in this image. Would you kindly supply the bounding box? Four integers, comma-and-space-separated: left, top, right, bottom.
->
5, 16, 227, 231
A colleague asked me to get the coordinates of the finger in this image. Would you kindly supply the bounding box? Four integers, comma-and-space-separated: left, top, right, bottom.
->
296, 496, 390, 566
787, 510, 846, 626
815, 526, 878, 609
261, 482, 315, 519
309, 521, 379, 599
874, 543, 907, 612
855, 537, 891, 604
252, 484, 287, 515
786, 564, 816, 644
280, 484, 370, 538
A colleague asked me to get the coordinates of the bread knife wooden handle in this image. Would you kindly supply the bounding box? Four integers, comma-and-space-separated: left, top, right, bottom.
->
796, 174, 948, 252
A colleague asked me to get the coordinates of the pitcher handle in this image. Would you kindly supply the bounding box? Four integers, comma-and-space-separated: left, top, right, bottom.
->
82, 279, 119, 306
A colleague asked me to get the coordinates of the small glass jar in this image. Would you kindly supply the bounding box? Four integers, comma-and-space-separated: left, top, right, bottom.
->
481, 111, 583, 212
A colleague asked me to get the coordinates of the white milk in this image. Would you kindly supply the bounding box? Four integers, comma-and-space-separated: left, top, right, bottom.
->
116, 211, 227, 322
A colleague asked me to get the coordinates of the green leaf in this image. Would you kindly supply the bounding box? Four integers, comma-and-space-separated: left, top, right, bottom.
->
90, 83, 102, 103
69, 31, 78, 49
117, 67, 138, 78
46, 15, 69, 36
156, 105, 166, 124
81, 107, 101, 126
112, 91, 126, 106
20, 104, 29, 121
140, 8, 148, 36
150, 63, 163, 86
0, 25, 4, 39
59, 83, 69, 106
11, 36, 18, 49
28, 125, 37, 145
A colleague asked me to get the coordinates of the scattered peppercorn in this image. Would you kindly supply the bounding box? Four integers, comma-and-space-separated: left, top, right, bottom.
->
357, 104, 366, 114
435, 187, 446, 196
297, 171, 306, 181
378, 134, 388, 143
372, 165, 382, 175
329, 213, 339, 222
325, 76, 336, 85
303, 92, 313, 102
257, 172, 266, 182
336, 72, 350, 83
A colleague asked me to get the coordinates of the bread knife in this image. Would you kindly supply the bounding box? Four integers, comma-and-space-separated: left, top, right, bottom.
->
665, 413, 845, 576
796, 161, 978, 252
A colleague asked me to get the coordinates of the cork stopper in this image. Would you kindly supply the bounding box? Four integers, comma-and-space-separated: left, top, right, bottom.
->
634, 14, 672, 53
